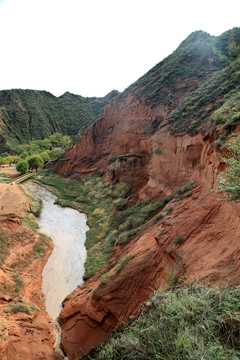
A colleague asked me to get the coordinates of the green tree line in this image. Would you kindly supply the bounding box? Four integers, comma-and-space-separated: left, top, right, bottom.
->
0, 132, 73, 173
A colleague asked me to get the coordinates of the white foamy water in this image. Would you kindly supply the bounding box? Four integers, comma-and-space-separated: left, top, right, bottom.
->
27, 182, 88, 319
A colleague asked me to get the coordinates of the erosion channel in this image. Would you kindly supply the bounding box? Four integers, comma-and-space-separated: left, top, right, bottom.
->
27, 182, 89, 352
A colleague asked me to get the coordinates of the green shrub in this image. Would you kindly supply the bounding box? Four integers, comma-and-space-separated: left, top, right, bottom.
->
116, 229, 138, 245
152, 213, 163, 225
33, 243, 44, 253
113, 198, 127, 210
166, 206, 174, 215
4, 302, 38, 314
174, 181, 195, 196
115, 254, 132, 274
174, 234, 184, 245
111, 182, 131, 198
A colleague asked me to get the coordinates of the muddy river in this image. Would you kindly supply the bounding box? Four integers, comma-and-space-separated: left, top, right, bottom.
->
27, 182, 88, 319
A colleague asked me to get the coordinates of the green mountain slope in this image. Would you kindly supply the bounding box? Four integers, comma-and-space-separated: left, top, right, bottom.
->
0, 89, 119, 153
126, 28, 240, 108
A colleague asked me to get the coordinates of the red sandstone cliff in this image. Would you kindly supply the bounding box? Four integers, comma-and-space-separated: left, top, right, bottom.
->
53, 92, 240, 359
53, 29, 240, 359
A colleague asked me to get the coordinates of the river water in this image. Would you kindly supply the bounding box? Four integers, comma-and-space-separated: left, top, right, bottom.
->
27, 182, 88, 320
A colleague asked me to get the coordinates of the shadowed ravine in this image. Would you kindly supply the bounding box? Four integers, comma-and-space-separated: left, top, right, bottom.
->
27, 182, 89, 319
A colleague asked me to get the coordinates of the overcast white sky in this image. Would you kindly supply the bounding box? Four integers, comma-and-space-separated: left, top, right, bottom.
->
0, 0, 239, 98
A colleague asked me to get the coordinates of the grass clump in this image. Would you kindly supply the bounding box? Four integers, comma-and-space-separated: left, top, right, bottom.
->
174, 181, 195, 196
87, 285, 240, 360
174, 234, 184, 245
115, 254, 132, 274
4, 302, 39, 314
22, 213, 39, 232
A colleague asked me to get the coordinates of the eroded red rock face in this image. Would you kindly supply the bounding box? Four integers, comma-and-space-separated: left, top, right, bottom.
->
54, 86, 240, 359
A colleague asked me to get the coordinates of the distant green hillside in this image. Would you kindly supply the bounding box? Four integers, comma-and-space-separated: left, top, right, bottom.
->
0, 89, 119, 153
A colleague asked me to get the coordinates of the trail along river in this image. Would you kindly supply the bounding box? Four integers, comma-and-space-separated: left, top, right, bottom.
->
27, 182, 89, 320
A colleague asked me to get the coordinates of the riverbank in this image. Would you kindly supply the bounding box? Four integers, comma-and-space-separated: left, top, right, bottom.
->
0, 175, 62, 359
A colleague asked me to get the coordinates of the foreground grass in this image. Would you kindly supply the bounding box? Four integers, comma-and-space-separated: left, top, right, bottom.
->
86, 285, 240, 360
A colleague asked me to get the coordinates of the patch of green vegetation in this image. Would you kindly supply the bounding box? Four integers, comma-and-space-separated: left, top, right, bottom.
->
11, 273, 23, 297
175, 181, 195, 195
115, 254, 132, 274
87, 285, 240, 360
166, 270, 178, 287
174, 234, 184, 245
152, 213, 163, 225
4, 302, 38, 314
218, 136, 240, 202
211, 91, 240, 129
113, 198, 127, 210
114, 195, 174, 236
166, 206, 174, 215
168, 57, 240, 133
116, 229, 139, 245
22, 213, 39, 232
32, 231, 51, 257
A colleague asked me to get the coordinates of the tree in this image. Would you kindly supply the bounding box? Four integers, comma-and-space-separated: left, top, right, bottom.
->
16, 160, 29, 174
39, 151, 50, 163
27, 155, 44, 170
218, 136, 240, 202
49, 132, 63, 147
0, 152, 9, 158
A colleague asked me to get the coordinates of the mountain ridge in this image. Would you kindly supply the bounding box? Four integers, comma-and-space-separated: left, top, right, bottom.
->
0, 88, 120, 153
